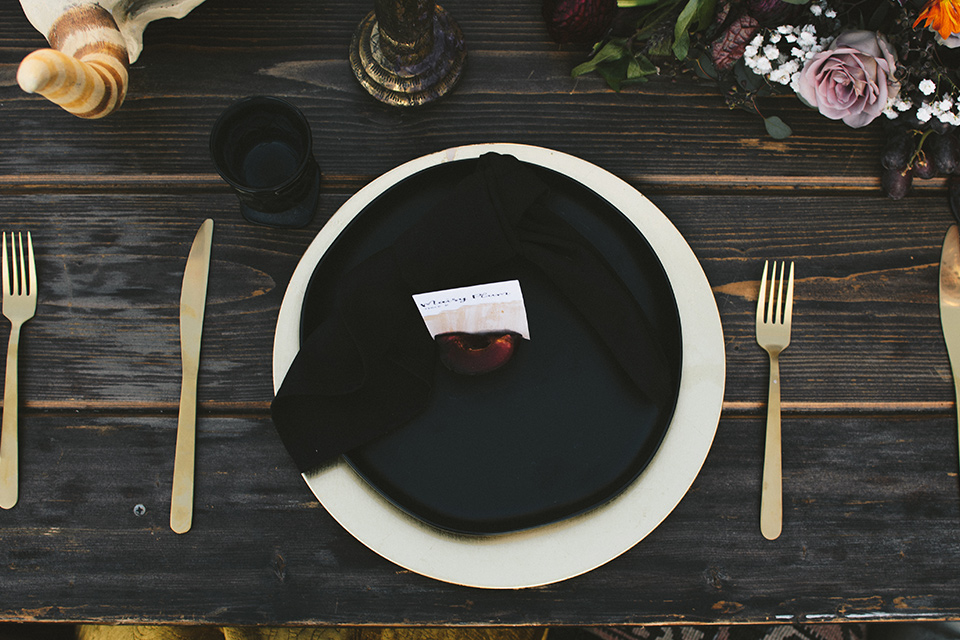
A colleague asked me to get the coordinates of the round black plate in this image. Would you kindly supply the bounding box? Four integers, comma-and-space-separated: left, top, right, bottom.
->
299, 158, 681, 535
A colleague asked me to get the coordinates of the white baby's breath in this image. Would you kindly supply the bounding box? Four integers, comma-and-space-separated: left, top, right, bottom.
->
744, 4, 830, 99
754, 57, 773, 74
894, 98, 913, 112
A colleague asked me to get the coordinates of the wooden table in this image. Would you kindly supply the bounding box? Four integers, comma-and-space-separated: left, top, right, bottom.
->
1, 0, 958, 628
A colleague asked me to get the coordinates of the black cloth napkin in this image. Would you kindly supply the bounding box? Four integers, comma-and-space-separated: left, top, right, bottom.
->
271, 153, 677, 474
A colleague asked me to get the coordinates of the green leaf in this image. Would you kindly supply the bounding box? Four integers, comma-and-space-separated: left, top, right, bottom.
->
616, 0, 661, 6
692, 54, 718, 80
733, 58, 765, 92
594, 53, 658, 90
648, 35, 675, 57
780, 0, 810, 4
597, 70, 624, 91
636, 55, 659, 76
672, 0, 715, 60
695, 0, 716, 27
672, 31, 690, 60
572, 40, 630, 77
764, 116, 792, 139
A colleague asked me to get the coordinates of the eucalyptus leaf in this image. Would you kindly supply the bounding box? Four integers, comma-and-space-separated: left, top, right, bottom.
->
693, 54, 718, 80
734, 58, 766, 92
764, 116, 792, 139
780, 0, 809, 4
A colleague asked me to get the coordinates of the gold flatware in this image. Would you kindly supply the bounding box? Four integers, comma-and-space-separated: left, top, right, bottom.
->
939, 225, 960, 489
756, 260, 794, 540
170, 219, 214, 534
0, 232, 37, 510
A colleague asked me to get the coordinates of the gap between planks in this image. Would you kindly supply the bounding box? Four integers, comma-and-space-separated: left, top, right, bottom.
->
4, 400, 952, 416
0, 173, 927, 194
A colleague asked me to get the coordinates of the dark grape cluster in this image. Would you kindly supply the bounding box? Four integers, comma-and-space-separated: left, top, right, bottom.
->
881, 128, 960, 202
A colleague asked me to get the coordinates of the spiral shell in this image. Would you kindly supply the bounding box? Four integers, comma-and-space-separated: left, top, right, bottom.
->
18, 4, 128, 118
17, 0, 205, 118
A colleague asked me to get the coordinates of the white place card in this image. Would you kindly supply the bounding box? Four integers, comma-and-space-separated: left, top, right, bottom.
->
412, 280, 530, 339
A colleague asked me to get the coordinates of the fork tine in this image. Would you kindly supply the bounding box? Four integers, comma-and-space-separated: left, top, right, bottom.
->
1, 233, 8, 298
776, 261, 786, 324
766, 261, 777, 324
26, 232, 35, 297
757, 260, 769, 323
784, 261, 795, 326
16, 233, 25, 297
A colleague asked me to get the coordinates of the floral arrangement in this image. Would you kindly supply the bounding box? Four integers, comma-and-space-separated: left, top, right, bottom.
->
540, 0, 960, 211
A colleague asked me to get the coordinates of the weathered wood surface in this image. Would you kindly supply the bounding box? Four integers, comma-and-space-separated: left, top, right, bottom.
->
1, 0, 959, 627
0, 192, 949, 409
0, 0, 894, 190
0, 413, 958, 625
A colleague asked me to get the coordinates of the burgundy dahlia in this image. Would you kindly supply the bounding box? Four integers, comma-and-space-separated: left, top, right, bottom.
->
542, 0, 617, 45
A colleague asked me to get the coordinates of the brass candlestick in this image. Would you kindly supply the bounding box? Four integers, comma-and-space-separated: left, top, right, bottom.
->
349, 0, 466, 107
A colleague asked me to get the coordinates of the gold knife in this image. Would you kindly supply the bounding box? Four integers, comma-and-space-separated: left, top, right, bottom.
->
170, 219, 214, 534
940, 224, 960, 486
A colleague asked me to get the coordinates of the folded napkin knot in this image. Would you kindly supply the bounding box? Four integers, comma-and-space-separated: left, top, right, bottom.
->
272, 153, 676, 474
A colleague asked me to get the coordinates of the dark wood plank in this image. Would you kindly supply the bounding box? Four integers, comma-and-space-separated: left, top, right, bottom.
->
0, 413, 957, 625
0, 190, 951, 409
3, 0, 958, 627
0, 0, 895, 191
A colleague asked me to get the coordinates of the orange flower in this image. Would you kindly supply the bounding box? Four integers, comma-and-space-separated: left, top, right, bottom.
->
915, 0, 960, 40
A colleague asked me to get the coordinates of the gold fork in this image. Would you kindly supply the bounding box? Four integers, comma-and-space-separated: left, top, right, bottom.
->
756, 260, 794, 540
0, 232, 37, 509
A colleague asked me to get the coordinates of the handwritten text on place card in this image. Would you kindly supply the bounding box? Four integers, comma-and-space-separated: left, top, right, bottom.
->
412, 280, 530, 339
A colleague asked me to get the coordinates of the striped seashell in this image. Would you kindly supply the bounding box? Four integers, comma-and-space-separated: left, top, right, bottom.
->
17, 0, 206, 118
17, 4, 128, 118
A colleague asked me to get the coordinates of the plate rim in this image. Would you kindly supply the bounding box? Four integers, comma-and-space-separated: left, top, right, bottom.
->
272, 143, 725, 589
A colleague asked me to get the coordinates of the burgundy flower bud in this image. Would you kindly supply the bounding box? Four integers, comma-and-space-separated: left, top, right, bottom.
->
542, 0, 617, 45
746, 0, 804, 26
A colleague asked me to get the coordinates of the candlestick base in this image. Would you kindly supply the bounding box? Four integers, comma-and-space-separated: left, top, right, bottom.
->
349, 5, 466, 107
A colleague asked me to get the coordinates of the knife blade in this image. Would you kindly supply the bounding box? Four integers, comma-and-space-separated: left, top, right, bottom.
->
940, 224, 960, 488
170, 218, 214, 534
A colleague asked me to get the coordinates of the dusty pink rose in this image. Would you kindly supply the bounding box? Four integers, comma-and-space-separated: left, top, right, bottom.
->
796, 30, 899, 129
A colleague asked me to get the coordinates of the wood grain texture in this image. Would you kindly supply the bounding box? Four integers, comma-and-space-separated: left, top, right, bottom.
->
0, 0, 958, 627
0, 0, 887, 190
0, 192, 950, 409
0, 414, 957, 625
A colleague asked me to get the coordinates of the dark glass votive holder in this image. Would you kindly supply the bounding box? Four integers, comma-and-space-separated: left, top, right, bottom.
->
210, 96, 321, 228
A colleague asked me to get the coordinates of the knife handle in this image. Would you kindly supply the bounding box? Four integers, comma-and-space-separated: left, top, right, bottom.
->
170, 369, 197, 534
955, 376, 960, 485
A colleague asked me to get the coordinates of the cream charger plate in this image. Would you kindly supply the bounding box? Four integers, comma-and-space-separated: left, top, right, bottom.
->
272, 143, 725, 589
